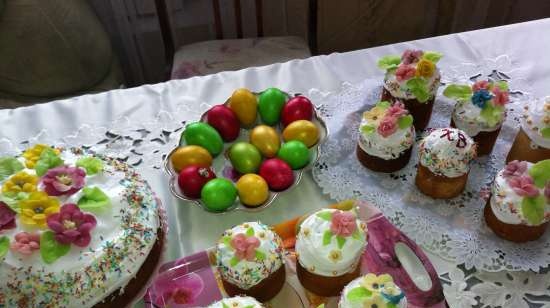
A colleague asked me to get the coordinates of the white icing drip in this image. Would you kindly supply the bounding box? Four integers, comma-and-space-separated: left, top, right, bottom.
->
206, 296, 264, 308
452, 100, 503, 137
358, 117, 415, 160
295, 209, 366, 277
383, 68, 441, 100
338, 275, 407, 308
521, 97, 550, 149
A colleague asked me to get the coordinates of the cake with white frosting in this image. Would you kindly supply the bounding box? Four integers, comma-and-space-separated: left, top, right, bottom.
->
357, 101, 415, 172
444, 79, 510, 156
485, 159, 550, 242
378, 49, 443, 130
0, 144, 163, 307
216, 221, 285, 302
206, 296, 264, 308
415, 128, 477, 199
338, 273, 407, 308
295, 208, 367, 297
507, 97, 550, 163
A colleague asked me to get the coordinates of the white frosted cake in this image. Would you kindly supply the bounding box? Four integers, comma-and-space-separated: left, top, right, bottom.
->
207, 296, 264, 308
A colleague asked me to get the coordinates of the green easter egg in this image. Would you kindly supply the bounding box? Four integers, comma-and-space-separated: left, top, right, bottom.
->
182, 122, 224, 156
277, 140, 310, 169
200, 178, 237, 212
258, 88, 286, 125
229, 142, 262, 174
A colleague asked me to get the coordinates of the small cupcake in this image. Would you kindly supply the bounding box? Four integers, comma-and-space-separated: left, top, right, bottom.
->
207, 296, 264, 308
216, 221, 286, 302
295, 209, 367, 297
356, 101, 416, 172
378, 49, 443, 130
339, 273, 407, 308
415, 128, 477, 199
484, 160, 550, 242
506, 97, 550, 163
444, 80, 510, 156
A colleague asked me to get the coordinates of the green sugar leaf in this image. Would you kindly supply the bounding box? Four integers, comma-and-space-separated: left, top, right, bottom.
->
0, 236, 9, 258
255, 250, 266, 261
406, 77, 430, 103
222, 236, 232, 247
422, 51, 443, 63
361, 125, 375, 135
479, 104, 504, 127
346, 286, 372, 302
222, 303, 230, 308
541, 127, 550, 139
398, 115, 414, 129
443, 84, 472, 101
336, 235, 347, 249
352, 229, 362, 241
323, 230, 333, 246
40, 231, 71, 264
77, 187, 111, 211
376, 101, 391, 109
497, 80, 509, 91
377, 55, 401, 70
0, 157, 24, 181
229, 256, 240, 267
244, 306, 255, 308
522, 196, 546, 225
316, 211, 333, 221
388, 303, 397, 308
35, 148, 64, 176
76, 157, 104, 175
528, 159, 550, 188
246, 227, 255, 237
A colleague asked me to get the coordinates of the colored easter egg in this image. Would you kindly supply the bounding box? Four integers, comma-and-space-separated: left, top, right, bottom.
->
178, 166, 216, 198
182, 122, 224, 156
277, 140, 310, 169
258, 88, 286, 125
170, 145, 212, 172
206, 105, 240, 141
236, 174, 269, 207
228, 142, 262, 174
250, 125, 280, 158
281, 96, 314, 126
259, 158, 294, 191
282, 120, 319, 147
229, 88, 257, 126
201, 178, 237, 212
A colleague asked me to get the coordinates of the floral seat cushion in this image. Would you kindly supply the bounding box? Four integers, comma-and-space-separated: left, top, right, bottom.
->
171, 36, 310, 79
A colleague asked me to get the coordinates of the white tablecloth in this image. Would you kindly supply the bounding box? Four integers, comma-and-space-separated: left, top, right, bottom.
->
2, 19, 550, 308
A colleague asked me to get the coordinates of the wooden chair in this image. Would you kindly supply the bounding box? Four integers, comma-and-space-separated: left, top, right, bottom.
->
154, 0, 318, 80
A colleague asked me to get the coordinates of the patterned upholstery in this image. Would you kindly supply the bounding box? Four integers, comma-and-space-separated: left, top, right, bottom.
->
171, 36, 310, 79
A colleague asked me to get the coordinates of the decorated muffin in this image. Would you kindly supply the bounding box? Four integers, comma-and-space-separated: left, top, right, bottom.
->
415, 128, 477, 199
444, 80, 510, 156
356, 101, 415, 172
507, 97, 550, 163
295, 209, 367, 297
378, 49, 443, 130
485, 160, 550, 242
216, 221, 285, 302
207, 296, 264, 308
338, 273, 407, 308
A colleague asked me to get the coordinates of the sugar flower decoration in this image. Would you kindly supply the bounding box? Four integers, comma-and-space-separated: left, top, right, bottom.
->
415, 59, 436, 78
149, 268, 204, 307
491, 86, 509, 106
395, 64, 416, 82
0, 202, 16, 231
471, 89, 493, 108
10, 232, 40, 255
363, 106, 387, 124
2, 171, 38, 196
401, 49, 423, 65
328, 249, 342, 263
19, 191, 60, 228
330, 210, 357, 237
47, 203, 97, 247
361, 273, 394, 292
386, 102, 408, 118
230, 233, 260, 261
503, 160, 528, 178
22, 144, 51, 169
472, 80, 490, 92
508, 176, 539, 197
42, 166, 86, 196
363, 296, 387, 308
377, 116, 398, 138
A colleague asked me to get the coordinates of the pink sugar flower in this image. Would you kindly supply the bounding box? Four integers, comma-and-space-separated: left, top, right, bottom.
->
503, 160, 528, 178
47, 203, 97, 247
231, 233, 260, 261
395, 64, 416, 82
386, 102, 408, 118
377, 116, 398, 138
508, 176, 540, 197
150, 270, 204, 306
492, 86, 509, 106
401, 49, 424, 65
0, 202, 16, 232
330, 210, 357, 237
10, 232, 40, 255
42, 166, 86, 196
472, 80, 490, 92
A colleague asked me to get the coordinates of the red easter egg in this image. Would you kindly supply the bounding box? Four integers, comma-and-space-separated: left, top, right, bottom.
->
178, 165, 216, 198
281, 96, 314, 126
259, 158, 294, 191
206, 105, 240, 141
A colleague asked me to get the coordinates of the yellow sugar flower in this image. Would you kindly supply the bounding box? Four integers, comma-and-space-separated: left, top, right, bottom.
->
2, 171, 38, 195
22, 144, 57, 168
415, 59, 435, 78
361, 273, 394, 292
328, 250, 342, 263
363, 107, 386, 124
362, 296, 387, 308
19, 191, 60, 228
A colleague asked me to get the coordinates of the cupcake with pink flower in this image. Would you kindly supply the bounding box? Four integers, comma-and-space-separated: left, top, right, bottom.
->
216, 221, 285, 302
444, 79, 511, 156
378, 49, 443, 130
295, 208, 367, 297
485, 159, 550, 242
357, 101, 415, 172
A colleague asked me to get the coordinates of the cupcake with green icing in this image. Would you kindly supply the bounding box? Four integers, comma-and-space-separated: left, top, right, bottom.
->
338, 273, 407, 308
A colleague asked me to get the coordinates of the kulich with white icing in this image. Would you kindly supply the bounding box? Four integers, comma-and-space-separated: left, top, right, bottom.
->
419, 128, 477, 178
358, 101, 415, 160
444, 80, 511, 137
378, 50, 442, 101
338, 273, 407, 308
490, 160, 550, 226
295, 209, 367, 277
207, 296, 264, 308
521, 97, 550, 149
216, 221, 284, 290
0, 145, 161, 307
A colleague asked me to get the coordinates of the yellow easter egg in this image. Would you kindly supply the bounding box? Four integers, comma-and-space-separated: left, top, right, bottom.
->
229, 88, 257, 126
170, 145, 212, 172
236, 174, 269, 207
282, 120, 319, 147
250, 125, 280, 158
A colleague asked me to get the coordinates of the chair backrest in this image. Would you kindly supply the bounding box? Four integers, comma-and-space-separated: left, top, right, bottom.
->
211, 0, 263, 40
